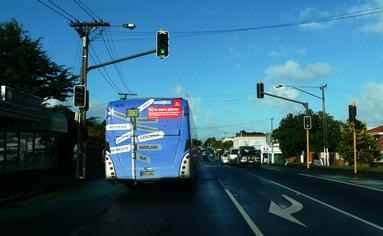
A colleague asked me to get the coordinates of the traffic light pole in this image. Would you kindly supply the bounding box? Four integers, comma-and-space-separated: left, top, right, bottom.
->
71, 22, 109, 179
70, 22, 163, 179
262, 91, 311, 169
76, 29, 90, 179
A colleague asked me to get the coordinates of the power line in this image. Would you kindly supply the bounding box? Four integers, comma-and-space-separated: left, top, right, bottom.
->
73, 0, 98, 21
38, 0, 74, 22
76, 0, 103, 21
47, 0, 80, 21
100, 30, 132, 93
99, 6, 383, 41
89, 45, 122, 93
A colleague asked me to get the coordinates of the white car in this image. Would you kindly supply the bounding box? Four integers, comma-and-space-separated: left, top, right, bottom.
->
221, 153, 230, 164
229, 148, 239, 165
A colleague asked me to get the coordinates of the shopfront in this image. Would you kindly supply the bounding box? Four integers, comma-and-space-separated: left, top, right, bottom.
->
0, 86, 67, 173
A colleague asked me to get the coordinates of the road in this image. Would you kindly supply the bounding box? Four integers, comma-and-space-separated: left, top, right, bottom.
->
1, 161, 383, 236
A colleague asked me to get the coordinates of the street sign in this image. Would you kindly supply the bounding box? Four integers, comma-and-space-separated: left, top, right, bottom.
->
127, 109, 140, 117
304, 116, 311, 130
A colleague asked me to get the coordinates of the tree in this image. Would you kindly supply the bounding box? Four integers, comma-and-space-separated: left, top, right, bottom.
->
0, 19, 76, 104
338, 121, 379, 165
220, 140, 233, 150
273, 110, 343, 160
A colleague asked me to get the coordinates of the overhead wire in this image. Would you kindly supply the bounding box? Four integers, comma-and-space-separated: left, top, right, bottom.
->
89, 45, 122, 93
38, 0, 75, 22
99, 6, 383, 42
73, 0, 99, 21
100, 30, 132, 93
47, 0, 80, 21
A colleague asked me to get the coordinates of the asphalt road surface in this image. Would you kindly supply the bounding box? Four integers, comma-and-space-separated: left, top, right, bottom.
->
1, 161, 383, 236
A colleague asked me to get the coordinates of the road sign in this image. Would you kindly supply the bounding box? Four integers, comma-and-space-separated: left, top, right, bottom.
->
127, 109, 140, 117
304, 116, 311, 129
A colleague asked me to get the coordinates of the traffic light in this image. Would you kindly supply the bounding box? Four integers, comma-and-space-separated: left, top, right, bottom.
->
304, 116, 311, 129
257, 82, 264, 98
156, 30, 169, 59
74, 85, 87, 108
348, 103, 357, 122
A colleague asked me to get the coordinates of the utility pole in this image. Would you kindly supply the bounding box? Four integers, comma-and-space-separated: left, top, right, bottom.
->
119, 93, 137, 100
271, 117, 274, 164
70, 22, 162, 179
70, 22, 110, 179
320, 84, 328, 166
257, 82, 310, 169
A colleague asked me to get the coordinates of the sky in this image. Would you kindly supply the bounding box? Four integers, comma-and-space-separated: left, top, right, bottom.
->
2, 0, 383, 140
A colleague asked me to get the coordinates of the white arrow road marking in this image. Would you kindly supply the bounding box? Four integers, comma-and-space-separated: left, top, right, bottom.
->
217, 179, 264, 236
269, 179, 383, 231
138, 99, 154, 112
269, 195, 307, 228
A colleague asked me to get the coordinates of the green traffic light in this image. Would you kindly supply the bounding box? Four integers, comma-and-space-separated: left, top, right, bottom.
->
160, 48, 165, 54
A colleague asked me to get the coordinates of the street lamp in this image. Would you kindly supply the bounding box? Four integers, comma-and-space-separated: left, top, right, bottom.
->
122, 23, 136, 29
276, 84, 329, 166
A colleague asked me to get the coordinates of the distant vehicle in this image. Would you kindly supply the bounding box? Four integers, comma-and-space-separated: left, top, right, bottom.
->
104, 98, 198, 184
237, 146, 261, 168
229, 148, 239, 165
221, 152, 230, 164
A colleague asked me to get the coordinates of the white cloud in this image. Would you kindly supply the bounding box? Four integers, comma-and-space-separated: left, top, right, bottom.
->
359, 82, 383, 127
267, 47, 307, 58
298, 7, 334, 31
88, 100, 108, 119
174, 85, 202, 125
265, 60, 331, 82
263, 86, 304, 114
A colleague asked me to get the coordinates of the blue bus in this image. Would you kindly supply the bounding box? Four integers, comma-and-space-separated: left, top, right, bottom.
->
104, 98, 198, 184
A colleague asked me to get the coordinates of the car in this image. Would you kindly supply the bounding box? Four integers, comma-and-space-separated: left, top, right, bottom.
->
229, 148, 239, 165
237, 146, 261, 168
220, 152, 230, 164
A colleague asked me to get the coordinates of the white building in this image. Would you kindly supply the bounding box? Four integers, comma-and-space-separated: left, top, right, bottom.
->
233, 130, 283, 164
233, 131, 267, 149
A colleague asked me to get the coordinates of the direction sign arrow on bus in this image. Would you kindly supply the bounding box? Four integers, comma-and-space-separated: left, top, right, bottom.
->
269, 195, 306, 228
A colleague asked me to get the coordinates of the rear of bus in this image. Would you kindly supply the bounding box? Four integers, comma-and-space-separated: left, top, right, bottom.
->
104, 98, 197, 183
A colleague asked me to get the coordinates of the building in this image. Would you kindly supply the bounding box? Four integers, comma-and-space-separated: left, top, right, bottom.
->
368, 125, 383, 154
232, 130, 283, 164
233, 130, 267, 149
0, 86, 67, 172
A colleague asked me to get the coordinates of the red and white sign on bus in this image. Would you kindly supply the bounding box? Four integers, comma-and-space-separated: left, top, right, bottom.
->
148, 99, 182, 119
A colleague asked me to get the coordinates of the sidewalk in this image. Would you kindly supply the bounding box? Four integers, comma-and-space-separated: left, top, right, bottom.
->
262, 164, 383, 180
0, 166, 104, 206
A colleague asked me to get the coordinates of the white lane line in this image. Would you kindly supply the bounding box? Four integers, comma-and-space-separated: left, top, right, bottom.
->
298, 173, 383, 193
268, 179, 383, 231
217, 179, 264, 236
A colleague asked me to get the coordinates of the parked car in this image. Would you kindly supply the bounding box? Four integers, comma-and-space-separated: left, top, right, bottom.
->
221, 152, 230, 164
229, 148, 239, 165
237, 146, 261, 168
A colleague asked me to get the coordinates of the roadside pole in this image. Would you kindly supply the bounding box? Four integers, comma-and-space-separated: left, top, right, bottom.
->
307, 129, 310, 169
353, 124, 357, 174
70, 21, 162, 179
349, 101, 357, 175
271, 117, 274, 164
257, 82, 310, 169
